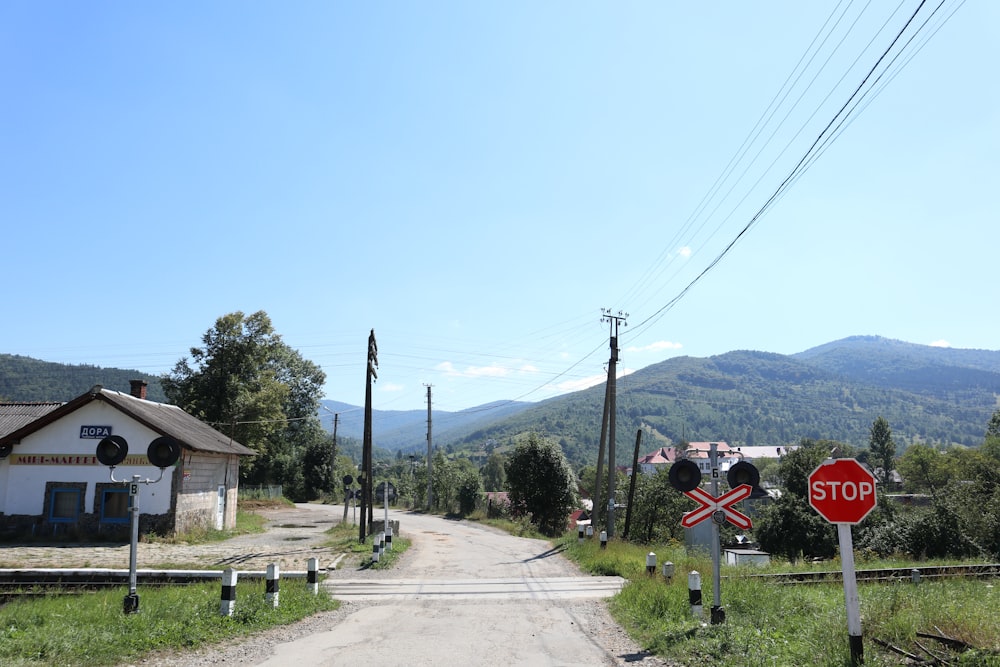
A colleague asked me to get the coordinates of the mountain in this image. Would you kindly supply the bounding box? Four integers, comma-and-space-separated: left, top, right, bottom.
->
5, 336, 998, 471
319, 399, 534, 452
0, 354, 167, 403
442, 337, 1000, 468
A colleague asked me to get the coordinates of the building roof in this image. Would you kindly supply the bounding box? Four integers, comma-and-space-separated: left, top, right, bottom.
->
0, 386, 255, 457
637, 446, 677, 465
0, 402, 63, 439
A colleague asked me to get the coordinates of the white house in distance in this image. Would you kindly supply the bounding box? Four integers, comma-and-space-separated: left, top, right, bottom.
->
636, 442, 798, 476
0, 381, 255, 536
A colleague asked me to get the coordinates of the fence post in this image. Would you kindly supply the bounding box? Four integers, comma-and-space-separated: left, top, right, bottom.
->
689, 570, 703, 619
266, 563, 280, 607
220, 568, 237, 617
308, 558, 319, 595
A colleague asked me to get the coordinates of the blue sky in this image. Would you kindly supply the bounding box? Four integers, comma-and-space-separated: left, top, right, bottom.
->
2, 1, 995, 413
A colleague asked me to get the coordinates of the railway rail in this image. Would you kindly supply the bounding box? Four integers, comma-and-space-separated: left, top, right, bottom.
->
735, 562, 1000, 584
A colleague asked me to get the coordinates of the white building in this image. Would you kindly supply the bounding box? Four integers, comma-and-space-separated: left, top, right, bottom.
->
0, 382, 255, 536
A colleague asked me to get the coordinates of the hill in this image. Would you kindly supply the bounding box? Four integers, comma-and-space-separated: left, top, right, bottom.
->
444, 337, 1000, 468
4, 337, 998, 472
0, 354, 167, 403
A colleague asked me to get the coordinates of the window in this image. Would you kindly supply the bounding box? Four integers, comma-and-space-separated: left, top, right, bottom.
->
49, 487, 81, 523
101, 488, 129, 523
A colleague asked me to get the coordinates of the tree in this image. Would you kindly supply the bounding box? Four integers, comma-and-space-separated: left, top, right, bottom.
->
505, 433, 578, 536
162, 311, 326, 484
868, 416, 896, 484
480, 452, 507, 492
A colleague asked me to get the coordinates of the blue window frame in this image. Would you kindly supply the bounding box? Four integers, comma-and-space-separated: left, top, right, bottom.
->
100, 488, 130, 524
49, 487, 81, 523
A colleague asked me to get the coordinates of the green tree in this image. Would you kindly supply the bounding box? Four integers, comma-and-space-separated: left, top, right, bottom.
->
626, 467, 689, 543
456, 468, 484, 515
868, 416, 896, 484
162, 311, 326, 484
896, 444, 950, 496
480, 452, 507, 492
505, 433, 578, 536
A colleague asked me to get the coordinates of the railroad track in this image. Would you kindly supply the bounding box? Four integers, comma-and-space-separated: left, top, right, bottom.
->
735, 563, 1000, 584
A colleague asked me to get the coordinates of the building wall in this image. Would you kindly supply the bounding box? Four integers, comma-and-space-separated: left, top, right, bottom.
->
174, 450, 240, 532
0, 402, 174, 528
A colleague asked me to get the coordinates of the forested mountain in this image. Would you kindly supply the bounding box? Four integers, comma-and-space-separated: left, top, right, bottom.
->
445, 337, 1000, 468
0, 354, 167, 403
4, 337, 998, 472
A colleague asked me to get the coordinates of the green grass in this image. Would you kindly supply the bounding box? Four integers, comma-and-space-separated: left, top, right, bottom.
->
559, 534, 1000, 666
322, 521, 412, 569
0, 579, 338, 667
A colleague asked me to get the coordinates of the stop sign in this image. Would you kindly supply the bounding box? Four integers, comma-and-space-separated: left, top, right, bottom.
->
808, 458, 877, 524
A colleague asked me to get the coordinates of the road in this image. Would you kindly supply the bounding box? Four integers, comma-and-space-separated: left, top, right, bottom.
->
255, 505, 662, 666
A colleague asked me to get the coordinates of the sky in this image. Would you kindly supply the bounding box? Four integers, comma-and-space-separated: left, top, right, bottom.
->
2, 1, 996, 413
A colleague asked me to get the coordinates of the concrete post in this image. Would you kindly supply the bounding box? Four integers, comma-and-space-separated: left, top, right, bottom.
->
266, 563, 280, 607
220, 568, 238, 617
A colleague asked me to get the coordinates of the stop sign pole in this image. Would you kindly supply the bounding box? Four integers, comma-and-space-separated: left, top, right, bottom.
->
809, 458, 877, 666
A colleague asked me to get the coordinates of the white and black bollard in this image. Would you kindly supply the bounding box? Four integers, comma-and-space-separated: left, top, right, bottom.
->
266, 563, 280, 608
911, 568, 921, 584
662, 561, 675, 582
220, 568, 238, 617
307, 558, 319, 595
688, 570, 703, 619
379, 531, 386, 557
599, 530, 608, 549
386, 526, 393, 551
372, 535, 381, 563
646, 552, 657, 576
586, 525, 594, 539
578, 524, 585, 543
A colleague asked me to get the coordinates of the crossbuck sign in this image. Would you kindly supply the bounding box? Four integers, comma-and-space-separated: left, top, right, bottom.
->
681, 484, 753, 530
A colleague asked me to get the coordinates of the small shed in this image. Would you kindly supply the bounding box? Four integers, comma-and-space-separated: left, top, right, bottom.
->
724, 548, 771, 566
0, 382, 255, 536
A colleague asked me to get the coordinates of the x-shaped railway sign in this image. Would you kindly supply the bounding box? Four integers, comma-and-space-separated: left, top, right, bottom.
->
681, 484, 753, 530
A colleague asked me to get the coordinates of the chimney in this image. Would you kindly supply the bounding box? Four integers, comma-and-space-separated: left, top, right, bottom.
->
129, 380, 148, 400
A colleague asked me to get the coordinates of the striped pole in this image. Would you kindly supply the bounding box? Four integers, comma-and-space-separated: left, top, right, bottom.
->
386, 525, 393, 551
689, 570, 703, 619
578, 524, 584, 543
307, 558, 319, 595
372, 536, 380, 563
266, 563, 280, 607
379, 531, 386, 557
220, 568, 237, 617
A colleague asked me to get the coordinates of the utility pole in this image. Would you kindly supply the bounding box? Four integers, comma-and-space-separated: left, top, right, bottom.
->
331, 412, 338, 491
425, 384, 433, 511
360, 329, 378, 543
602, 309, 627, 539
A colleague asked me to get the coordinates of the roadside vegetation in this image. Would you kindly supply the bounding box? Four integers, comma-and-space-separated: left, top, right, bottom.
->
0, 578, 338, 667
561, 535, 1000, 666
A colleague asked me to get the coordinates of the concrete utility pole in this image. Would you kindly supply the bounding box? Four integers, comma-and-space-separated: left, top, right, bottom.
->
601, 309, 627, 539
331, 412, 338, 489
425, 384, 433, 511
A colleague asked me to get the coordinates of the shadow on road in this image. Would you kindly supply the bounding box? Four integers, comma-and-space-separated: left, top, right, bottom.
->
522, 544, 567, 562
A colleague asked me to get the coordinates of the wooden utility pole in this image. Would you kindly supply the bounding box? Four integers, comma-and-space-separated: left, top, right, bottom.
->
623, 428, 643, 540
602, 309, 627, 539
425, 384, 433, 511
360, 329, 378, 543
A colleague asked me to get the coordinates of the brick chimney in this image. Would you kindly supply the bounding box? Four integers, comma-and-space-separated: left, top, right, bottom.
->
129, 379, 148, 400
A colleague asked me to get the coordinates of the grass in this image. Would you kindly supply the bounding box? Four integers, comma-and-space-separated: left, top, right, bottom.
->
559, 534, 1000, 666
322, 520, 411, 569
0, 579, 338, 667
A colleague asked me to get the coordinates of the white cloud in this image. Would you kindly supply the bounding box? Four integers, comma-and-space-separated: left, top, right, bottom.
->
381, 382, 404, 392
555, 367, 635, 393
929, 339, 951, 348
678, 246, 692, 258
435, 361, 509, 378
625, 340, 683, 353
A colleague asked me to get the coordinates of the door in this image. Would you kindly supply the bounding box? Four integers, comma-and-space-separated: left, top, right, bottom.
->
216, 485, 226, 529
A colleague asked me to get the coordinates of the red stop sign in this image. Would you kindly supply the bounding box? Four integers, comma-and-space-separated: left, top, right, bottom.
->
808, 458, 877, 524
